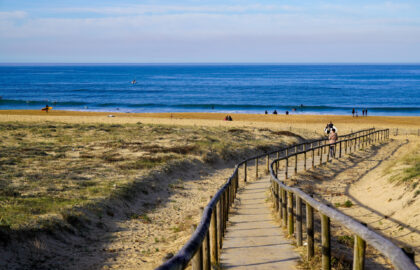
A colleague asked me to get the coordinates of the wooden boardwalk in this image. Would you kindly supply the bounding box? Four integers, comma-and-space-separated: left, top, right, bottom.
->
220, 175, 299, 269
220, 150, 329, 269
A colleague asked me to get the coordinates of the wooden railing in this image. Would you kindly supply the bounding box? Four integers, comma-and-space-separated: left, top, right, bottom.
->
156, 128, 418, 270
270, 128, 418, 270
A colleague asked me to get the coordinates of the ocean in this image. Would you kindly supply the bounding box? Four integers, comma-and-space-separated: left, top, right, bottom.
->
0, 64, 419, 116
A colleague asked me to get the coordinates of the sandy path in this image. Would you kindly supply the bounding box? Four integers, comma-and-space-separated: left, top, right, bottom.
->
294, 137, 420, 267
220, 175, 299, 269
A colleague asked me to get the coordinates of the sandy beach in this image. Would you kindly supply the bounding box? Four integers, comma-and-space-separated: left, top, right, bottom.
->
0, 110, 419, 134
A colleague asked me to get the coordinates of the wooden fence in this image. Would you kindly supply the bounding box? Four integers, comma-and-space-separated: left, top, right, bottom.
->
156, 128, 418, 270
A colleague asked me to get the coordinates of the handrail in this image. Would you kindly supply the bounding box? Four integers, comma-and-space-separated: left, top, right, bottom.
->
156, 127, 394, 270
269, 129, 418, 270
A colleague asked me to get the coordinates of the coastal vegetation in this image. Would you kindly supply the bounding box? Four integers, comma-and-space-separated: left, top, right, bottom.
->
385, 142, 420, 190
0, 121, 306, 232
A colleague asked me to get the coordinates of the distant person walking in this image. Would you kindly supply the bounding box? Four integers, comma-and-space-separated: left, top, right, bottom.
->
265, 110, 268, 114
362, 109, 365, 116
352, 108, 355, 117
365, 109, 368, 116
273, 110, 278, 115
328, 128, 338, 158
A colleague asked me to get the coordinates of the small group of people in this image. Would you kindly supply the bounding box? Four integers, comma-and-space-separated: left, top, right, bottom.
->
224, 115, 233, 121
325, 121, 338, 157
352, 108, 368, 117
264, 110, 289, 115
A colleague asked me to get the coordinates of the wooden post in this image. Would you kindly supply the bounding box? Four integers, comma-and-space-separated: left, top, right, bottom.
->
235, 171, 239, 196
339, 141, 342, 158
202, 231, 210, 270
244, 161, 247, 182
274, 183, 279, 211
282, 189, 287, 228
345, 140, 347, 154
255, 157, 259, 179
304, 151, 307, 170
327, 144, 330, 162
224, 189, 228, 227
321, 214, 331, 270
217, 200, 223, 250
296, 196, 302, 246
278, 185, 282, 220
312, 148, 315, 168
354, 138, 357, 152
210, 200, 218, 264
288, 191, 294, 236
306, 203, 314, 259
353, 234, 366, 270
266, 154, 269, 174
276, 151, 280, 173
285, 157, 289, 179
320, 146, 323, 165
294, 153, 298, 174
191, 225, 203, 270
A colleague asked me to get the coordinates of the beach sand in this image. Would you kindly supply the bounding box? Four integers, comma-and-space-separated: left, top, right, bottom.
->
0, 110, 419, 135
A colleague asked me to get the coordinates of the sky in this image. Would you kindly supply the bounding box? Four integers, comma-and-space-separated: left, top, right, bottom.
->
1, 0, 420, 63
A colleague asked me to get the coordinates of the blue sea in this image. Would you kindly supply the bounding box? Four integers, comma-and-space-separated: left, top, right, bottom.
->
0, 64, 419, 116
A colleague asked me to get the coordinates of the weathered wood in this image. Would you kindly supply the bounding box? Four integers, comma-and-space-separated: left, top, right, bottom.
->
320, 146, 323, 164
294, 153, 298, 174
274, 182, 279, 211
202, 231, 210, 270
255, 157, 259, 179
288, 191, 294, 236
210, 199, 218, 264
282, 188, 287, 228
266, 154, 269, 174
306, 203, 314, 259
339, 141, 342, 158
285, 157, 289, 179
321, 214, 331, 270
312, 148, 315, 168
327, 144, 330, 162
296, 196, 302, 246
191, 225, 203, 270
217, 200, 223, 250
353, 234, 366, 270
304, 151, 307, 170
244, 161, 247, 182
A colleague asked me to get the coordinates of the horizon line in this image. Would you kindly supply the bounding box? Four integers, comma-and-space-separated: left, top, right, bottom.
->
1, 62, 420, 66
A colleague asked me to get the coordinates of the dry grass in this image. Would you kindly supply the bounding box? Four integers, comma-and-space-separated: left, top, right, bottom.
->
384, 141, 420, 189
0, 121, 311, 232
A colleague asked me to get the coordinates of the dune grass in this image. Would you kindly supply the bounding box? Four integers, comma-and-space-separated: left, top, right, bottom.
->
384, 142, 420, 195
0, 121, 305, 231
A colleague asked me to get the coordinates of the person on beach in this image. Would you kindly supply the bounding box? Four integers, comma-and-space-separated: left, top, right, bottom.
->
329, 128, 338, 158
362, 109, 365, 116
324, 121, 334, 134
285, 110, 289, 115
352, 108, 355, 117
365, 109, 368, 116
42, 104, 49, 113
273, 110, 277, 115
265, 110, 268, 114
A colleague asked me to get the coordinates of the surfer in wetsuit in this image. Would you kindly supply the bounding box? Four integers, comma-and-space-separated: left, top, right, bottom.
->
43, 104, 49, 113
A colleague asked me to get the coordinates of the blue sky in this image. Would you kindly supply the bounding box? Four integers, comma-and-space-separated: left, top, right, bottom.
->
1, 0, 420, 63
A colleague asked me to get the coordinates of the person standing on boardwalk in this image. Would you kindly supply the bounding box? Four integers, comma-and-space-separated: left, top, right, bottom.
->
328, 128, 338, 158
